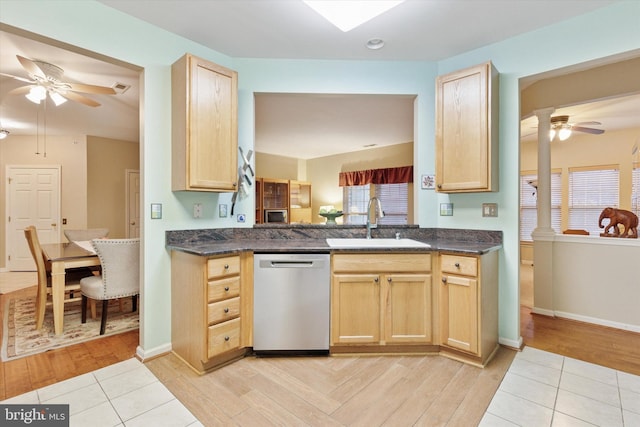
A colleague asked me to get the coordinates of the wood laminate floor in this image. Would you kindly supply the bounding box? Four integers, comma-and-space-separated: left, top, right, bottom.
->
1, 269, 639, 425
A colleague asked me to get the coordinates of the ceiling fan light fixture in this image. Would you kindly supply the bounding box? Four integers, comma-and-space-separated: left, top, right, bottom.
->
49, 91, 67, 106
26, 85, 47, 104
558, 126, 572, 141
549, 129, 556, 141
0, 129, 9, 140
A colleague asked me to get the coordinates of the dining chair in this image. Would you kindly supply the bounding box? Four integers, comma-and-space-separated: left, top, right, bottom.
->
64, 228, 109, 242
80, 238, 140, 335
24, 226, 93, 330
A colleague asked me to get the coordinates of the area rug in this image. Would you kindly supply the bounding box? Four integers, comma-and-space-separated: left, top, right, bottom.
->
1, 296, 139, 361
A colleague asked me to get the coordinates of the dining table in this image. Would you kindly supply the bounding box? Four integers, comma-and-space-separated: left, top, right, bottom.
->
40, 241, 101, 335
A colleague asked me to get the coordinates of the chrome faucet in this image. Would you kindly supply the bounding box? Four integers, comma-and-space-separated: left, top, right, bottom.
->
366, 197, 385, 239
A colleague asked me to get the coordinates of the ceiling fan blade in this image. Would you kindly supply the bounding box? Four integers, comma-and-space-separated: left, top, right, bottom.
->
0, 72, 36, 84
7, 85, 33, 95
67, 82, 116, 95
63, 91, 101, 107
16, 55, 46, 79
572, 126, 605, 135
574, 121, 602, 126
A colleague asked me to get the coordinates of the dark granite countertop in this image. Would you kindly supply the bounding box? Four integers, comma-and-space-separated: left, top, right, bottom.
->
166, 225, 502, 257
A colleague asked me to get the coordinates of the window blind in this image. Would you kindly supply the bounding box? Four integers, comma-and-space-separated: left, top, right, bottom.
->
343, 184, 369, 225
343, 183, 408, 225
569, 166, 619, 235
519, 172, 561, 241
376, 183, 408, 225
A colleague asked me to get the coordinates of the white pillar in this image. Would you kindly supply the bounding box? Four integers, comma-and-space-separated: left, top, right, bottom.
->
531, 107, 556, 316
533, 107, 555, 233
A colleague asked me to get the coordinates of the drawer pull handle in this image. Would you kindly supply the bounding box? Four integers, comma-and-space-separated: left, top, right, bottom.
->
224, 286, 230, 291
224, 308, 229, 313
454, 262, 460, 268
224, 336, 230, 341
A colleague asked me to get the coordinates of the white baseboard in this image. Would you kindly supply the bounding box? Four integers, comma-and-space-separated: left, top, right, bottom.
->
531, 307, 555, 317
554, 310, 640, 334
136, 343, 172, 361
499, 336, 523, 350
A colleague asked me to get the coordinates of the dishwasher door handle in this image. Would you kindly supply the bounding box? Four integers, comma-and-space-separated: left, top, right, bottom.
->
268, 261, 315, 268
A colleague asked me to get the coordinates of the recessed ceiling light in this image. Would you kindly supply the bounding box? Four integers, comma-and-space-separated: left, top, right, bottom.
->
366, 38, 385, 50
303, 0, 404, 32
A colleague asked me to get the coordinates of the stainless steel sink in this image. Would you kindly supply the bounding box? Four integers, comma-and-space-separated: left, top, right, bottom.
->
325, 238, 430, 249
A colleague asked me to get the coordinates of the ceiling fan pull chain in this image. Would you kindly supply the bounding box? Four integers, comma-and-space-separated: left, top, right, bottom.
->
43, 98, 47, 158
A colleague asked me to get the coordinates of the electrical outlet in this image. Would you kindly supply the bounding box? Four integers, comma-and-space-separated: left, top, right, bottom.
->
193, 203, 203, 218
482, 203, 498, 217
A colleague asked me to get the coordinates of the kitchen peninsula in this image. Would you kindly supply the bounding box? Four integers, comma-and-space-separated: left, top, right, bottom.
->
167, 225, 501, 374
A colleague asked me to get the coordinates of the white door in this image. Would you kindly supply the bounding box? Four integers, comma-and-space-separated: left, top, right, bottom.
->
6, 166, 61, 271
126, 170, 140, 238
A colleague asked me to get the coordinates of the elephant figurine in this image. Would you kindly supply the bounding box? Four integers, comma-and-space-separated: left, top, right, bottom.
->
598, 207, 638, 238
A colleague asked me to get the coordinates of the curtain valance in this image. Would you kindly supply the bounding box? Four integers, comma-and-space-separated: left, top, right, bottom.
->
339, 166, 413, 187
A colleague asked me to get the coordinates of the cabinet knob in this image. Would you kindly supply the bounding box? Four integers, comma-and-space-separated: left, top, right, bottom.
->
224, 336, 230, 341
374, 277, 379, 283
224, 286, 230, 291
442, 277, 447, 284
454, 262, 460, 268
224, 264, 229, 270
387, 277, 392, 283
224, 307, 229, 313
437, 184, 442, 189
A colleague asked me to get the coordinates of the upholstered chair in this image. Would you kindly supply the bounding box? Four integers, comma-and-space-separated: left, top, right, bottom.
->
80, 238, 140, 335
64, 228, 109, 242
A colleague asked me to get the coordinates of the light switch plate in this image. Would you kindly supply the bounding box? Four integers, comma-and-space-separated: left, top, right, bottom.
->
482, 203, 498, 217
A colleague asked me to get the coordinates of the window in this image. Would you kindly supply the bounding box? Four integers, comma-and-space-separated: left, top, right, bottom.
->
520, 172, 561, 241
343, 184, 369, 225
343, 183, 408, 225
569, 166, 619, 235
633, 165, 640, 217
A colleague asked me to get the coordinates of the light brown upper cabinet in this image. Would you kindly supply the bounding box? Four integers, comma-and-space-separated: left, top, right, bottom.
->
172, 54, 238, 192
435, 61, 499, 192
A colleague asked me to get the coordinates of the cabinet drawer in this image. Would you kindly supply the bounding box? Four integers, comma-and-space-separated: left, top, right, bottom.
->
207, 318, 241, 358
208, 256, 241, 279
441, 255, 477, 277
208, 297, 241, 325
208, 276, 240, 302
333, 253, 431, 273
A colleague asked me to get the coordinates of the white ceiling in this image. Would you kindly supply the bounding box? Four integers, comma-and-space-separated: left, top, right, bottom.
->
1, 0, 637, 158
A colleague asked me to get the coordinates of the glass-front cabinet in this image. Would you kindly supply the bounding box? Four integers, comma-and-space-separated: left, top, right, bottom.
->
289, 180, 312, 224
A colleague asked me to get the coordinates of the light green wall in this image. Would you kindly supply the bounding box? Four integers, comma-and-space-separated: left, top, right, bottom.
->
2, 0, 638, 352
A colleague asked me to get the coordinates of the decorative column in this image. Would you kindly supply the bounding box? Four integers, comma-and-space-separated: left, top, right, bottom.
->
531, 107, 556, 316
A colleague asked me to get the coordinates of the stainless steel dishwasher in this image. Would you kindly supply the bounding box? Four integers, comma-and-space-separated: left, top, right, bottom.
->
253, 253, 330, 354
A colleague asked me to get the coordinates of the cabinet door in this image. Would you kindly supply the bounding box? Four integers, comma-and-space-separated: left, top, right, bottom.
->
435, 62, 496, 193
189, 57, 238, 190
172, 54, 238, 192
385, 274, 432, 343
331, 274, 381, 344
441, 274, 478, 354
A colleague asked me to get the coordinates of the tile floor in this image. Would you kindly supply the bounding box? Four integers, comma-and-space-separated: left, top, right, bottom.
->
1, 358, 201, 427
480, 346, 640, 427
3, 346, 639, 426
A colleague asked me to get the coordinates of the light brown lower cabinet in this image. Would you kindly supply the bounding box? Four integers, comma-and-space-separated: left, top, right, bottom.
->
330, 253, 434, 350
171, 251, 253, 374
439, 251, 499, 367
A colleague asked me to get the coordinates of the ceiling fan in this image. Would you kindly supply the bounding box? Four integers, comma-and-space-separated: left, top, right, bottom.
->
0, 55, 116, 107
549, 115, 605, 141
